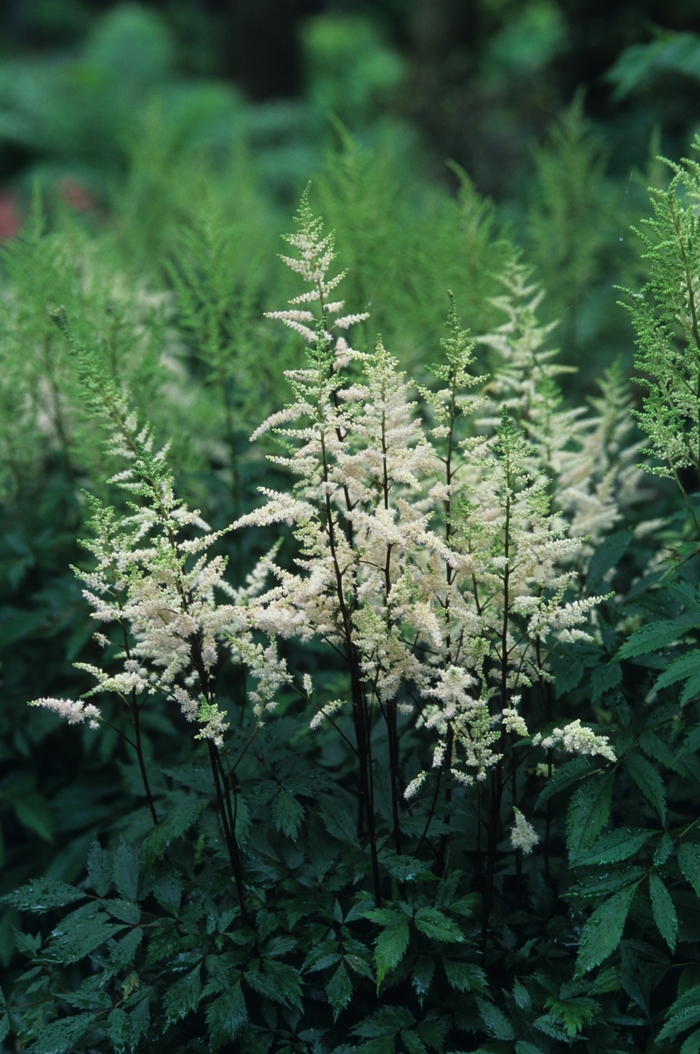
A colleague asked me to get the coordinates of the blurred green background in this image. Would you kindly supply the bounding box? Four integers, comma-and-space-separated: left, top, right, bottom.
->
0, 0, 700, 380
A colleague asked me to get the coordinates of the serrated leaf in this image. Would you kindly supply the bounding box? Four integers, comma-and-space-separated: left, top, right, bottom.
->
550, 655, 585, 697
574, 883, 638, 976
272, 789, 304, 840
327, 962, 352, 1020
475, 997, 515, 1040
544, 996, 597, 1040
246, 960, 303, 1007
653, 651, 700, 692
373, 920, 409, 986
354, 1006, 415, 1038
658, 1003, 700, 1043
380, 850, 431, 882
569, 867, 647, 901
163, 964, 202, 1025
402, 1030, 428, 1054
109, 927, 143, 967
319, 795, 359, 844
570, 828, 651, 867
679, 843, 700, 897
107, 1007, 129, 1054
535, 756, 592, 809
567, 773, 613, 856
681, 1029, 700, 1054
87, 841, 112, 897
29, 1013, 95, 1053
1, 878, 85, 913
142, 798, 207, 866
414, 906, 464, 943
206, 982, 247, 1052
515, 1043, 546, 1054
654, 832, 674, 866
443, 960, 487, 992
113, 840, 140, 901
45, 905, 125, 963
152, 872, 183, 916
624, 750, 667, 822
591, 663, 622, 702
649, 873, 678, 952
617, 616, 699, 659
106, 899, 141, 924
587, 529, 632, 589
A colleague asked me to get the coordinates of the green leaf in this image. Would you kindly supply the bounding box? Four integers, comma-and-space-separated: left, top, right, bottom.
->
373, 920, 409, 986
618, 616, 699, 659
354, 1006, 415, 1038
649, 873, 678, 952
14, 791, 54, 842
680, 843, 700, 897
587, 529, 632, 589
206, 982, 247, 1052
106, 899, 141, 924
45, 904, 126, 963
476, 997, 515, 1040
574, 883, 638, 976
569, 827, 651, 867
1, 878, 85, 913
319, 795, 359, 844
327, 962, 352, 1020
87, 841, 112, 897
29, 1013, 95, 1054
414, 906, 464, 943
443, 959, 487, 992
653, 650, 700, 692
246, 960, 303, 1008
681, 1029, 700, 1054
142, 798, 207, 866
544, 996, 597, 1041
163, 964, 202, 1025
549, 655, 585, 697
591, 663, 622, 702
113, 840, 140, 901
152, 872, 183, 917
272, 788, 304, 840
107, 1007, 129, 1054
109, 927, 144, 967
624, 750, 667, 822
535, 756, 591, 808
566, 773, 613, 856
658, 995, 700, 1043
654, 832, 674, 866
402, 1030, 428, 1054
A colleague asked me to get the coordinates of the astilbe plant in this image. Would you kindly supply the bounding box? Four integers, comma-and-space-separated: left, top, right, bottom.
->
233, 192, 616, 923
3, 191, 653, 1054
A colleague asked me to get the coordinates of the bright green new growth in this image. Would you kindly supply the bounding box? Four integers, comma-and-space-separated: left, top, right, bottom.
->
623, 135, 700, 533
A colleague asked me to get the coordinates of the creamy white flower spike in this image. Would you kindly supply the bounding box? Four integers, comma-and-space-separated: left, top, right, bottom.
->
30, 697, 101, 729
533, 718, 616, 761
510, 808, 540, 854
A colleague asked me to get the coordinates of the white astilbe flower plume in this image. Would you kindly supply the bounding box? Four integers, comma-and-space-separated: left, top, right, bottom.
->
477, 255, 646, 568
235, 201, 614, 816
510, 808, 540, 854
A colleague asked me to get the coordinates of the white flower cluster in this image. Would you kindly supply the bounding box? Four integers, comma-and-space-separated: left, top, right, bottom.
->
233, 197, 614, 796
477, 257, 646, 563
30, 696, 101, 729
28, 409, 278, 751
533, 719, 616, 762
510, 808, 540, 854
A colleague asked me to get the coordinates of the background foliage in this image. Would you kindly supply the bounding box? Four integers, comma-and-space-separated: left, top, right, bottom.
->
2, 2, 700, 1052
